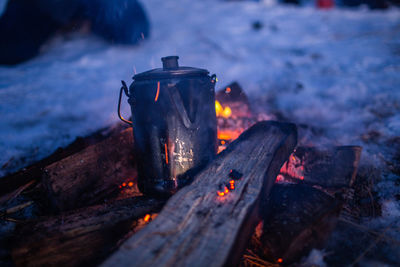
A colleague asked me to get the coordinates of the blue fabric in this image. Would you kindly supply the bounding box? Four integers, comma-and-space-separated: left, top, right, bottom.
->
0, 0, 150, 65
82, 0, 150, 44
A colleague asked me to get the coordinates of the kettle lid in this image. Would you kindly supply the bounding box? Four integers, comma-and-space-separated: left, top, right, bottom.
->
133, 56, 209, 81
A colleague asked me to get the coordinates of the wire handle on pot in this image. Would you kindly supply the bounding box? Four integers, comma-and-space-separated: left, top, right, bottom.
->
118, 80, 132, 125
211, 74, 217, 83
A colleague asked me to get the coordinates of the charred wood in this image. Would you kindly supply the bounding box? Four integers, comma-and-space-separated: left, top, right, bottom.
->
280, 146, 362, 188
11, 196, 165, 267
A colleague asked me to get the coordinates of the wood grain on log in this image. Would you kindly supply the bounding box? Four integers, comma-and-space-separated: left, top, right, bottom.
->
260, 184, 343, 264
42, 128, 138, 212
0, 123, 128, 196
12, 196, 165, 267
102, 121, 297, 267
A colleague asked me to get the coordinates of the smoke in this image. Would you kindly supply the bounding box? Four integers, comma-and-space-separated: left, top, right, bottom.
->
301, 249, 327, 267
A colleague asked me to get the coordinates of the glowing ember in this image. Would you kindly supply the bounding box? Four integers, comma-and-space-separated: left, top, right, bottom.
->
119, 179, 136, 191
275, 174, 285, 183
144, 214, 151, 222
154, 82, 160, 102
277, 258, 283, 263
229, 180, 235, 190
225, 87, 231, 93
217, 130, 241, 141
277, 153, 305, 183
217, 185, 229, 197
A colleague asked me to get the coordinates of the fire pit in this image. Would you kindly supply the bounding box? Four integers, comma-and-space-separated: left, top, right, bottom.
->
0, 74, 364, 267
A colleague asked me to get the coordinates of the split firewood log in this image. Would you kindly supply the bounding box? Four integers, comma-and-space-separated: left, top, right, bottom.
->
258, 184, 343, 264
243, 147, 362, 265
11, 196, 165, 267
42, 128, 138, 212
0, 123, 127, 197
102, 121, 297, 267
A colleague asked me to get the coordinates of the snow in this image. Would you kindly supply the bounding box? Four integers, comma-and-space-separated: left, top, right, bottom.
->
0, 0, 399, 175
0, 0, 399, 264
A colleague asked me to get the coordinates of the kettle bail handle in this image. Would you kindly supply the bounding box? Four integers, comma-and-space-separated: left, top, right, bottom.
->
118, 80, 133, 125
211, 74, 217, 83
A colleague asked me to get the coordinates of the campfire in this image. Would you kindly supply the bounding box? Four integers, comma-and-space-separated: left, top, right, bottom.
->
0, 75, 362, 266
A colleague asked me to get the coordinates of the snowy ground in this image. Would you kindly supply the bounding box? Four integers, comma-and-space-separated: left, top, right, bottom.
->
0, 0, 399, 265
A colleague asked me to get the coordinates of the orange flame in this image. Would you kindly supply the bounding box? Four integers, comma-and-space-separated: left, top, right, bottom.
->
277, 258, 283, 263
222, 106, 232, 118
154, 82, 160, 102
215, 100, 223, 116
215, 100, 232, 118
144, 214, 151, 222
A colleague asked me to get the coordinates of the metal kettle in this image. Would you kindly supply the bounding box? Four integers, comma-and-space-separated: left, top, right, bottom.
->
118, 56, 217, 197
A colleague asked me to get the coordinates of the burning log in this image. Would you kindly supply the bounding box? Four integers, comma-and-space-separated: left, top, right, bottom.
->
42, 128, 139, 212
241, 145, 363, 265
11, 196, 165, 267
258, 184, 343, 264
102, 121, 297, 267
278, 146, 362, 188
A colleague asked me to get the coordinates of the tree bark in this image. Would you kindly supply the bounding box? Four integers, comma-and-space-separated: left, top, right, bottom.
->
102, 121, 297, 267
